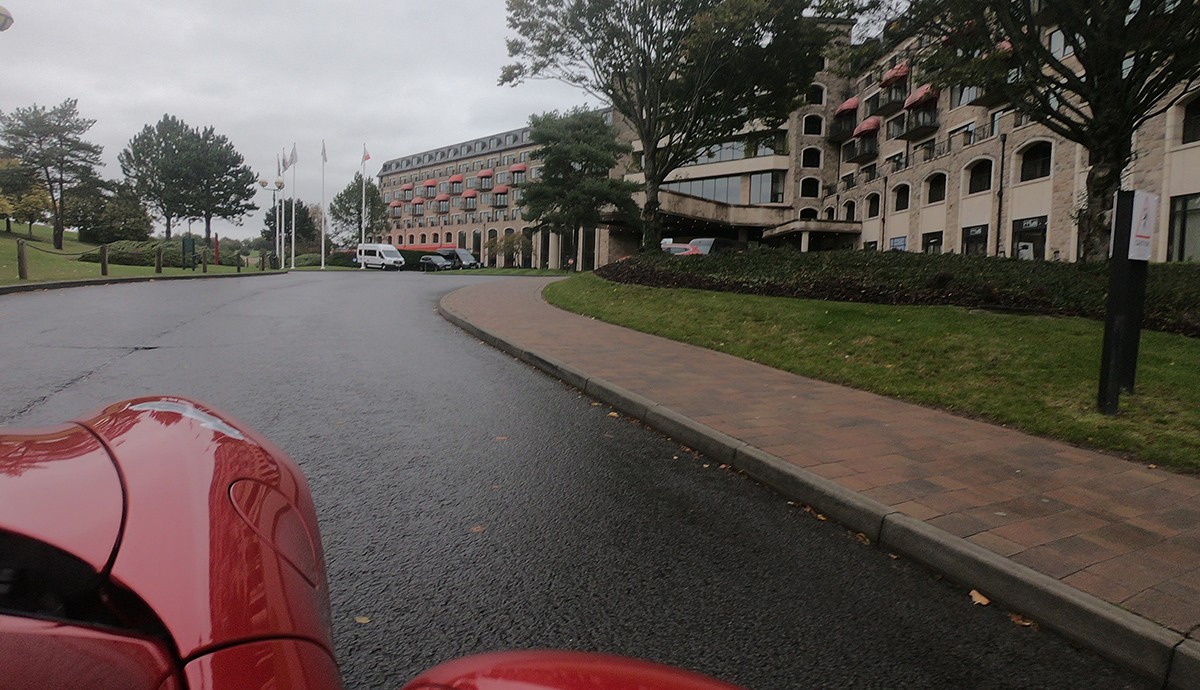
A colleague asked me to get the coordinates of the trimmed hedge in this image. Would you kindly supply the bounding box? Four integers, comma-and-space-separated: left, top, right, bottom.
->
595, 248, 1200, 337
78, 240, 250, 268
295, 251, 358, 268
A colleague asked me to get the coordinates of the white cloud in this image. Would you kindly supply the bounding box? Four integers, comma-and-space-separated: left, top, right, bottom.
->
0, 1, 590, 239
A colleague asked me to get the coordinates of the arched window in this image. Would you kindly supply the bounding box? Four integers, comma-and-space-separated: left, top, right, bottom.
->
1019, 142, 1053, 181
420, 233, 427, 243
967, 159, 993, 193
1184, 98, 1200, 144
800, 177, 821, 198
893, 184, 911, 211
843, 200, 857, 222
799, 207, 819, 220
408, 234, 415, 244
801, 148, 822, 168
806, 84, 825, 105
824, 207, 835, 220
867, 193, 881, 218
803, 115, 823, 136
926, 173, 947, 203
444, 232, 452, 243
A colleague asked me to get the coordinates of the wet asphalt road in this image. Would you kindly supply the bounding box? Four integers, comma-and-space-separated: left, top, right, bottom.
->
0, 271, 1147, 689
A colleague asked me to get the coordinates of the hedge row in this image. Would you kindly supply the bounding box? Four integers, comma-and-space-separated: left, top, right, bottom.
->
595, 249, 1200, 337
78, 240, 247, 268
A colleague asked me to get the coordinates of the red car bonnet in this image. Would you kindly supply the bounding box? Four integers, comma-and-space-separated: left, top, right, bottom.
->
0, 424, 124, 573
74, 397, 335, 663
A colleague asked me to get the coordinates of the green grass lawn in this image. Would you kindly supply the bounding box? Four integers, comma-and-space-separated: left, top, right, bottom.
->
544, 273, 1200, 472
0, 226, 267, 285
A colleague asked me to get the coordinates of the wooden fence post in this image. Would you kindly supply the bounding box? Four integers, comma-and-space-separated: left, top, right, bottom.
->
155, 247, 163, 273
17, 239, 28, 280
202, 251, 208, 273
100, 245, 109, 276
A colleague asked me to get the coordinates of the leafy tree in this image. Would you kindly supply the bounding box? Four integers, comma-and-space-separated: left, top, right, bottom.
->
60, 170, 109, 240
328, 172, 386, 244
523, 108, 641, 269
502, 0, 839, 249
188, 126, 258, 245
12, 187, 51, 237
119, 114, 194, 240
0, 157, 37, 234
259, 198, 319, 252
0, 99, 104, 249
883, 0, 1200, 261
87, 183, 153, 244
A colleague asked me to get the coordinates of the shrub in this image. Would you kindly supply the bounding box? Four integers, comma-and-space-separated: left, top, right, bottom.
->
595, 248, 1200, 337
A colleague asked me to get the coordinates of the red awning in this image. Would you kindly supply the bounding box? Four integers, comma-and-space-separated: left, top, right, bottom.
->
904, 84, 939, 109
478, 169, 494, 178
881, 62, 909, 87
434, 193, 450, 201
834, 96, 859, 116
399, 183, 414, 191
462, 189, 478, 198
508, 163, 527, 173
423, 179, 438, 187
388, 200, 403, 207
447, 174, 464, 183
853, 116, 882, 137
412, 197, 426, 205
491, 185, 509, 194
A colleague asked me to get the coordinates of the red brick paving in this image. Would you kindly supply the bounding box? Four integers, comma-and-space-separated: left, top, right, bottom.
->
443, 278, 1200, 636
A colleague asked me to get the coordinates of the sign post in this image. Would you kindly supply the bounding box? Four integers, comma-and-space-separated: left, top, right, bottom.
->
1097, 190, 1156, 414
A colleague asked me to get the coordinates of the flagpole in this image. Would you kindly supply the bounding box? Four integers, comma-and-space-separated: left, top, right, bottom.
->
290, 143, 297, 270
321, 140, 327, 270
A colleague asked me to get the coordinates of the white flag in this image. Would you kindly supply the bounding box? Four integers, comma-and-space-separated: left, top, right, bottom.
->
281, 148, 290, 173
288, 143, 298, 167
362, 144, 371, 163
321, 140, 328, 164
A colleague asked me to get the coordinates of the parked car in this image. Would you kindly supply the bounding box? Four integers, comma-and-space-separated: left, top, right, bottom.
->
688, 237, 747, 255
661, 242, 702, 256
356, 243, 406, 270
435, 247, 482, 269
418, 254, 453, 272
402, 650, 745, 690
0, 397, 341, 689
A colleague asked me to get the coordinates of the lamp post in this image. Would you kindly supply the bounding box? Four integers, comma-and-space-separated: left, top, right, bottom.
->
258, 177, 285, 268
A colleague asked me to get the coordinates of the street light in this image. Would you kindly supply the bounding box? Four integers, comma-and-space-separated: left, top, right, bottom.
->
258, 177, 285, 268
0, 6, 14, 32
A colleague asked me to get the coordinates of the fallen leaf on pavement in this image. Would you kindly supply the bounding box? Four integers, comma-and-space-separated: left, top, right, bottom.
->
1009, 613, 1036, 627
970, 590, 990, 606
354, 616, 371, 624
854, 532, 871, 545
607, 412, 619, 418
470, 525, 485, 534
494, 436, 509, 441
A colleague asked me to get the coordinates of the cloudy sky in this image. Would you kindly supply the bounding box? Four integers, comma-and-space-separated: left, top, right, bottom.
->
0, 1, 592, 239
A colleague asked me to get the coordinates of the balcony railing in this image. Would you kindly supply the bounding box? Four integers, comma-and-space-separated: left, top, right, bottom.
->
843, 137, 879, 165
827, 116, 857, 143
899, 108, 939, 140
869, 84, 908, 117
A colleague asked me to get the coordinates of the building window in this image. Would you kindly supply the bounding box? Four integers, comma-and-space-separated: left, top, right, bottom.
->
867, 193, 881, 218
886, 114, 906, 140
1169, 193, 1200, 262
800, 177, 821, 198
843, 200, 856, 222
1048, 29, 1075, 59
950, 85, 983, 109
749, 172, 785, 203
801, 147, 822, 168
926, 173, 947, 203
893, 184, 910, 211
799, 207, 819, 220
1183, 98, 1200, 145
803, 115, 823, 136
1019, 142, 1053, 181
967, 159, 993, 193
806, 84, 825, 105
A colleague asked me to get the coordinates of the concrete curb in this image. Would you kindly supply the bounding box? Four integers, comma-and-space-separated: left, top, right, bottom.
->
0, 270, 287, 296
437, 290, 1197, 688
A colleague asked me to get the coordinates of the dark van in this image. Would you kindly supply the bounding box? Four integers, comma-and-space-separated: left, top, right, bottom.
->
435, 248, 481, 269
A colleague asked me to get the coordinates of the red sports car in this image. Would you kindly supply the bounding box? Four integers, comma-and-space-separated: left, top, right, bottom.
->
0, 397, 341, 689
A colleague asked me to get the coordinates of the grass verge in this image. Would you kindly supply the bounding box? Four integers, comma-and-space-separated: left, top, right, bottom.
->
544, 273, 1200, 472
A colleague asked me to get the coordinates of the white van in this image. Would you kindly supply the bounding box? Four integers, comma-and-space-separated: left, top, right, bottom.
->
356, 243, 405, 270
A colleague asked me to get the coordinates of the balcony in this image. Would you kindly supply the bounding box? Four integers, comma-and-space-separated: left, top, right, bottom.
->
869, 84, 908, 117
842, 137, 879, 165
899, 108, 939, 140
827, 115, 857, 144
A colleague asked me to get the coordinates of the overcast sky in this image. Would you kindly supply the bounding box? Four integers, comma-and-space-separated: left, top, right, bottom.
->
0, 1, 591, 240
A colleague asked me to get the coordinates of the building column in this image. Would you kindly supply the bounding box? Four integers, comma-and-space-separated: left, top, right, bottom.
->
801, 231, 810, 252
549, 232, 561, 270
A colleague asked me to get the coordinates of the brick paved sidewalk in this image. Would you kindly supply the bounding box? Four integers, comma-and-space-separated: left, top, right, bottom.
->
442, 277, 1200, 674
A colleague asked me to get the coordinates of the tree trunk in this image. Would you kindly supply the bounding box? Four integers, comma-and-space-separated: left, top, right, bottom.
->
204, 215, 213, 245
641, 179, 662, 252
164, 215, 173, 240
1078, 152, 1126, 263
